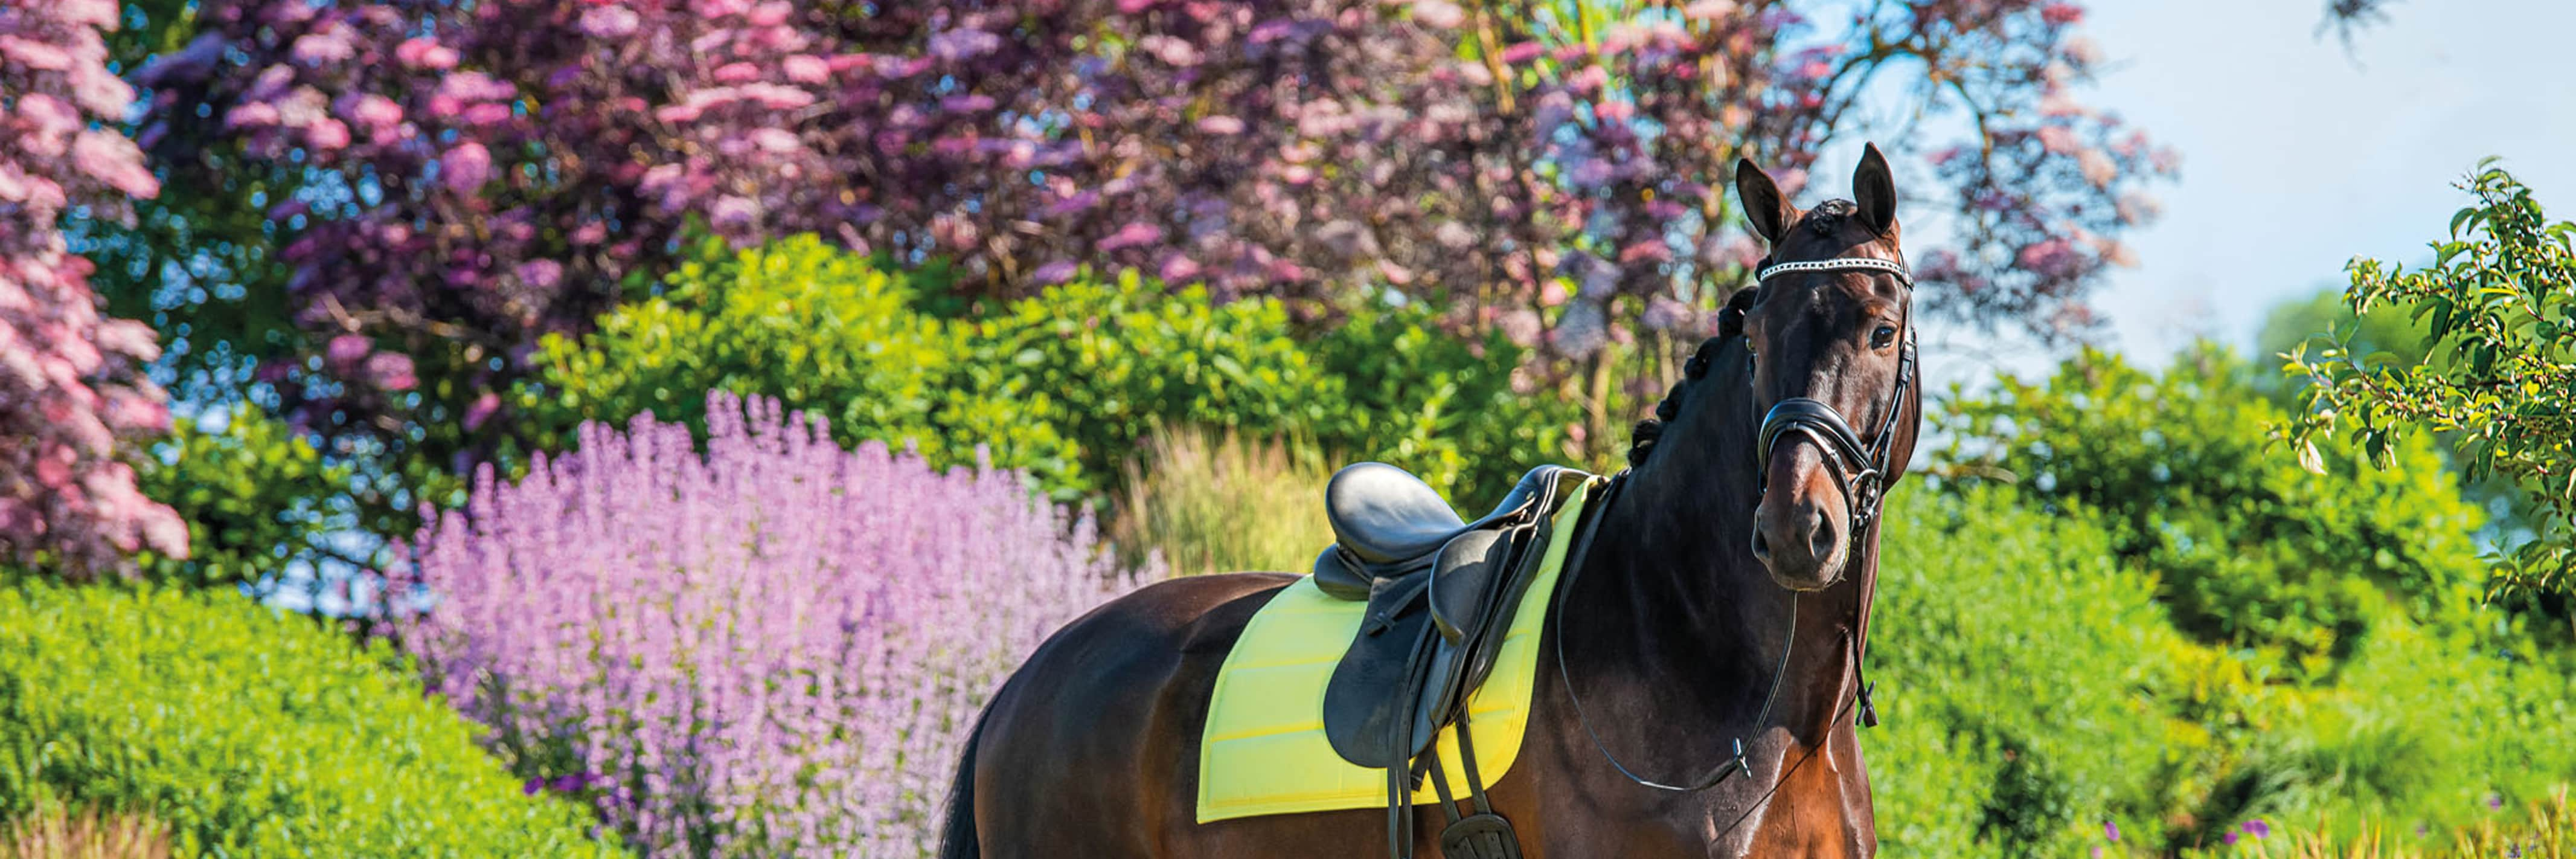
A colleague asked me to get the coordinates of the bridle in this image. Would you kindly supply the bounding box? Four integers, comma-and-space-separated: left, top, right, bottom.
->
1752, 254, 1917, 537
1549, 249, 1917, 839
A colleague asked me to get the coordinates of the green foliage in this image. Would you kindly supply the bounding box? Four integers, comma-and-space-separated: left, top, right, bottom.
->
2258, 286, 2443, 384
0, 581, 616, 858
2285, 162, 2576, 597
1112, 427, 1336, 574
1938, 343, 2490, 680
959, 266, 1332, 495
519, 236, 1580, 503
128, 405, 357, 590
1873, 484, 2576, 857
1872, 486, 2187, 858
1309, 301, 1587, 501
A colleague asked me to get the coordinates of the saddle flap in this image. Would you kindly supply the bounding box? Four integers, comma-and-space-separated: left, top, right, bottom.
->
1322, 569, 1440, 768
1427, 529, 1511, 644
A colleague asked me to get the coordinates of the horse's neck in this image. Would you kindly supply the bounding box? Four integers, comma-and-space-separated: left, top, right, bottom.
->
1547, 344, 1876, 838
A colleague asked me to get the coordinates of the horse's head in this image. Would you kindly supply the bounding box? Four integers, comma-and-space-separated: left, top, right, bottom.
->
1733, 144, 1921, 591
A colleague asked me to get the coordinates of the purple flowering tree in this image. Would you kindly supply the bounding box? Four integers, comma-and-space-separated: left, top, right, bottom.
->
0, 0, 187, 576
383, 392, 1147, 855
130, 0, 2171, 474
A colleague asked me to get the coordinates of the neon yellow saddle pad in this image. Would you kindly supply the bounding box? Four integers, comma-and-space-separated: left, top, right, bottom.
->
1195, 480, 1597, 823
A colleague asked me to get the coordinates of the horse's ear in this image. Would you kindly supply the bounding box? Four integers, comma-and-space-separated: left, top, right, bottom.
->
1853, 143, 1897, 237
1734, 158, 1796, 245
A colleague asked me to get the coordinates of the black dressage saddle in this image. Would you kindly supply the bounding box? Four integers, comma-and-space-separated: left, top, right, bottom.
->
1310, 462, 1594, 859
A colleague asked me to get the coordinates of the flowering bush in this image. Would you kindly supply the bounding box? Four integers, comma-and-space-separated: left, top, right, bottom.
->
0, 0, 185, 576
385, 391, 1145, 857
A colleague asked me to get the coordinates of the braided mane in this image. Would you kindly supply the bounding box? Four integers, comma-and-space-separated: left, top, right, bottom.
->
1624, 285, 1760, 468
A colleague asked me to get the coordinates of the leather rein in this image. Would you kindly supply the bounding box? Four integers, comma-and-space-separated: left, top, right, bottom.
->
1548, 251, 1915, 837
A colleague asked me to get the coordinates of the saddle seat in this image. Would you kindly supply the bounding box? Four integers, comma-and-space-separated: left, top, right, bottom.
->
1309, 462, 1591, 766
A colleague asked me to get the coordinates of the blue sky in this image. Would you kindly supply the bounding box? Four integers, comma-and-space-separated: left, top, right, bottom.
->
2081, 0, 2576, 359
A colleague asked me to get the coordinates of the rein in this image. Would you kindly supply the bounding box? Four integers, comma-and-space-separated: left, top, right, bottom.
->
1549, 251, 1914, 838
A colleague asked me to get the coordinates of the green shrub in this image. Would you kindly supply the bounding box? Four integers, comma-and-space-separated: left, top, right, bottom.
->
517, 236, 1581, 503
0, 581, 615, 858
129, 404, 358, 590
1113, 427, 1336, 574
1872, 485, 2192, 858
2284, 163, 2576, 597
1307, 300, 1584, 502
1936, 343, 2490, 680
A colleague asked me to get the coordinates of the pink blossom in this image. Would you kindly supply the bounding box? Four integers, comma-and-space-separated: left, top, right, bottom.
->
304, 118, 351, 151
1097, 220, 1164, 252
0, 35, 74, 71
781, 54, 828, 83
927, 27, 1001, 61
70, 132, 158, 198
364, 352, 417, 390
348, 94, 405, 131
2038, 125, 2079, 155
1411, 0, 1466, 29
325, 334, 373, 367
1033, 260, 1079, 285
393, 37, 458, 70
1196, 115, 1246, 135
290, 29, 356, 65
1682, 0, 1736, 21
580, 5, 641, 39
2077, 148, 2116, 188
2042, 2, 2084, 25
441, 141, 494, 193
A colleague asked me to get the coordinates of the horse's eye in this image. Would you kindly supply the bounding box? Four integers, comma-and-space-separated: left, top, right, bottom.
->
1871, 325, 1898, 349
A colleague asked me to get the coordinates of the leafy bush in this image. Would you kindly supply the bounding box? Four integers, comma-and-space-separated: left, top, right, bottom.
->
128, 404, 358, 591
1900, 343, 2575, 853
1936, 343, 2490, 680
388, 391, 1145, 857
0, 581, 614, 857
1871, 486, 2191, 858
1307, 300, 1586, 501
2285, 162, 2576, 597
517, 237, 1581, 503
1113, 427, 1336, 574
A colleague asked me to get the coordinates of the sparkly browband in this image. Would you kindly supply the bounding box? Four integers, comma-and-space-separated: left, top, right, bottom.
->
1755, 257, 1914, 287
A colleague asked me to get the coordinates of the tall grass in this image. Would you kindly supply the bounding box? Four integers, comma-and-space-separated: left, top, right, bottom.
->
1, 803, 170, 859
1113, 426, 1336, 575
2235, 788, 2572, 858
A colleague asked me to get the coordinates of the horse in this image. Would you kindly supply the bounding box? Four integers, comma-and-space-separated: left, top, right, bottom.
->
936, 144, 1924, 859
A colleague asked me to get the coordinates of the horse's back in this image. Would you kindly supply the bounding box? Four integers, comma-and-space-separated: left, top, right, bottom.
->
967, 572, 1296, 859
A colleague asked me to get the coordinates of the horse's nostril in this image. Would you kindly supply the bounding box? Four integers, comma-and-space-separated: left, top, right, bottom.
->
1809, 512, 1836, 558
1750, 529, 1771, 561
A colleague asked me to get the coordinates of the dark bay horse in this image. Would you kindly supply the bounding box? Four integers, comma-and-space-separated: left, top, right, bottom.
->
938, 146, 1924, 858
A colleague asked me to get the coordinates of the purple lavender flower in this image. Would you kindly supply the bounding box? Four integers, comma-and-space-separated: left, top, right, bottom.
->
387, 392, 1150, 856
2222, 831, 2238, 846
2242, 819, 2269, 838
2105, 820, 2119, 843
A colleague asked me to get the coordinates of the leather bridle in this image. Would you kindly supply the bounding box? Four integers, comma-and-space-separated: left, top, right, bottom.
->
1752, 254, 1917, 538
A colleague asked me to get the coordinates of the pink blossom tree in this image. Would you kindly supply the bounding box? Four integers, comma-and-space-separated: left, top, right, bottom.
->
132, 0, 2173, 481
0, 0, 187, 576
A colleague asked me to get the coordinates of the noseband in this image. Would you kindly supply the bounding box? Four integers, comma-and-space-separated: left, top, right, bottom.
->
1752, 255, 1917, 536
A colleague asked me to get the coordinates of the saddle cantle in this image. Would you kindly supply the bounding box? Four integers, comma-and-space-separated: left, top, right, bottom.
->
1311, 463, 1595, 859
